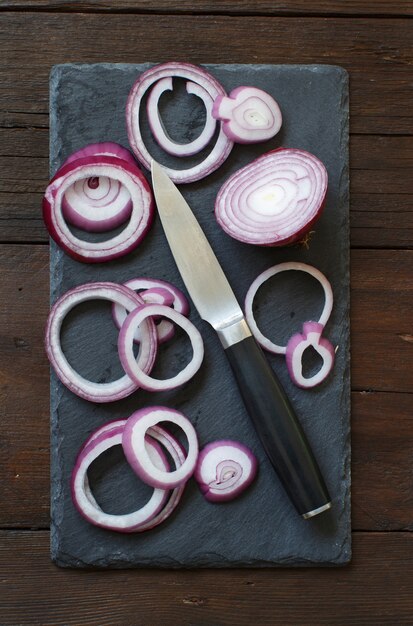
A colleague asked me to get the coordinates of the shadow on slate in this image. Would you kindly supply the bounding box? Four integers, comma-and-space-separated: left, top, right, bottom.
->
49, 63, 350, 568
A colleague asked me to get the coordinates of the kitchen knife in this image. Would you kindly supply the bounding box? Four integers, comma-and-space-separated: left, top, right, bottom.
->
151, 160, 332, 519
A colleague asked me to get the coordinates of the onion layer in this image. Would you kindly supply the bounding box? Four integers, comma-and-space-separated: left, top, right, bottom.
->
286, 321, 335, 388
122, 407, 199, 489
126, 62, 234, 183
212, 86, 282, 144
61, 142, 138, 168
45, 282, 157, 403
215, 148, 328, 246
194, 440, 258, 502
118, 303, 204, 392
43, 155, 154, 262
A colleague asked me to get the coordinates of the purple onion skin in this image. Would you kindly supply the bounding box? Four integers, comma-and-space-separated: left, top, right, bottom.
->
61, 142, 138, 169
194, 440, 258, 503
43, 155, 154, 264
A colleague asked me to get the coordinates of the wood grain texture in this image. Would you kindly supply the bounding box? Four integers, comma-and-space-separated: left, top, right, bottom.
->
0, 14, 412, 134
1, 0, 412, 16
0, 531, 412, 625
0, 128, 412, 247
0, 245, 412, 530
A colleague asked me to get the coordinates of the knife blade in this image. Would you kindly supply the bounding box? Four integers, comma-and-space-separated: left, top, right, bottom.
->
151, 160, 332, 519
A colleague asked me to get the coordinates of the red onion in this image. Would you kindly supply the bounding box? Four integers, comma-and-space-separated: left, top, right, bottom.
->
194, 440, 258, 502
45, 282, 157, 403
126, 62, 234, 183
112, 277, 189, 345
43, 155, 154, 262
147, 77, 216, 157
215, 148, 328, 246
286, 321, 335, 388
118, 303, 204, 392
212, 86, 282, 144
122, 407, 199, 489
61, 142, 138, 168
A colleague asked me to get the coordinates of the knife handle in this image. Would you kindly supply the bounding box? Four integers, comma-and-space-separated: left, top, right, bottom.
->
224, 335, 331, 518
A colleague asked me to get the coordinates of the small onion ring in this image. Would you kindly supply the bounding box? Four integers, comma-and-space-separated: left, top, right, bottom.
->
147, 77, 216, 157
286, 321, 335, 388
122, 407, 199, 489
45, 282, 157, 403
118, 303, 204, 392
126, 62, 234, 183
43, 155, 154, 263
245, 262, 333, 355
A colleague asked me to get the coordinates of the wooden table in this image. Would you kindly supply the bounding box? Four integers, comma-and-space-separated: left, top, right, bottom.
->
1, 2, 412, 624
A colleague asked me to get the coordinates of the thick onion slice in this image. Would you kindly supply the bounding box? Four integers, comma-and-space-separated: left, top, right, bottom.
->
194, 440, 258, 502
112, 277, 189, 345
61, 142, 138, 169
147, 77, 216, 157
45, 282, 157, 403
126, 61, 234, 183
245, 262, 333, 355
212, 86, 282, 144
286, 321, 335, 388
122, 407, 199, 489
71, 422, 172, 533
43, 155, 154, 262
118, 304, 204, 392
215, 148, 328, 246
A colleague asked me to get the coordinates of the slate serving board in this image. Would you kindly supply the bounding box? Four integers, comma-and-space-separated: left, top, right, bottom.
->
50, 63, 350, 568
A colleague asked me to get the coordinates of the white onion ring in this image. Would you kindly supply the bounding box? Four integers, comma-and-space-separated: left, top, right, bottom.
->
118, 303, 204, 392
126, 62, 234, 183
122, 407, 199, 489
45, 282, 157, 403
215, 148, 328, 246
286, 321, 335, 388
112, 277, 189, 345
147, 77, 216, 157
194, 440, 258, 502
245, 262, 333, 355
43, 155, 154, 263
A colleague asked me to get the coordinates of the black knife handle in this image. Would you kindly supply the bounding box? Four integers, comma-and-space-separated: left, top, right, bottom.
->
224, 335, 331, 518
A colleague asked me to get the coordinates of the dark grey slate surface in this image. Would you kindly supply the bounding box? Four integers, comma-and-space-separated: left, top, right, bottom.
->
49, 63, 350, 568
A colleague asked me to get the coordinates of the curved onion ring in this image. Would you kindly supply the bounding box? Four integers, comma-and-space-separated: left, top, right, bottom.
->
118, 304, 204, 392
45, 282, 157, 403
215, 148, 328, 246
245, 262, 333, 355
212, 86, 282, 144
147, 77, 216, 157
286, 321, 335, 389
122, 407, 199, 489
71, 422, 171, 533
61, 142, 138, 168
126, 62, 234, 183
194, 440, 258, 502
43, 155, 154, 263
112, 277, 189, 345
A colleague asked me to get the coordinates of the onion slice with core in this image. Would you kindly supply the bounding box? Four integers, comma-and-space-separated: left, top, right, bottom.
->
43, 155, 154, 262
118, 304, 204, 392
212, 86, 282, 144
126, 62, 234, 183
215, 148, 328, 246
194, 440, 258, 502
45, 282, 157, 403
122, 407, 199, 489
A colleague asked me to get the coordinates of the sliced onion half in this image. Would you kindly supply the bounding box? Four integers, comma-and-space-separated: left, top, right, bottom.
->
45, 282, 157, 403
122, 407, 199, 489
215, 148, 328, 246
118, 303, 204, 392
43, 155, 154, 262
194, 440, 258, 502
126, 62, 234, 183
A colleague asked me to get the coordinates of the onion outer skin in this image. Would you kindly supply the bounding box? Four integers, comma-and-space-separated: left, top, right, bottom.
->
194, 440, 258, 502
122, 407, 199, 489
43, 155, 154, 263
45, 282, 157, 403
126, 61, 234, 183
285, 321, 335, 388
215, 148, 328, 247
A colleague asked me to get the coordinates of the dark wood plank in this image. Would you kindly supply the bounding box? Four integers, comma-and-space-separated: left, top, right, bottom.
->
0, 531, 412, 625
0, 245, 412, 529
1, 128, 412, 247
1, 0, 412, 16
0, 14, 412, 134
